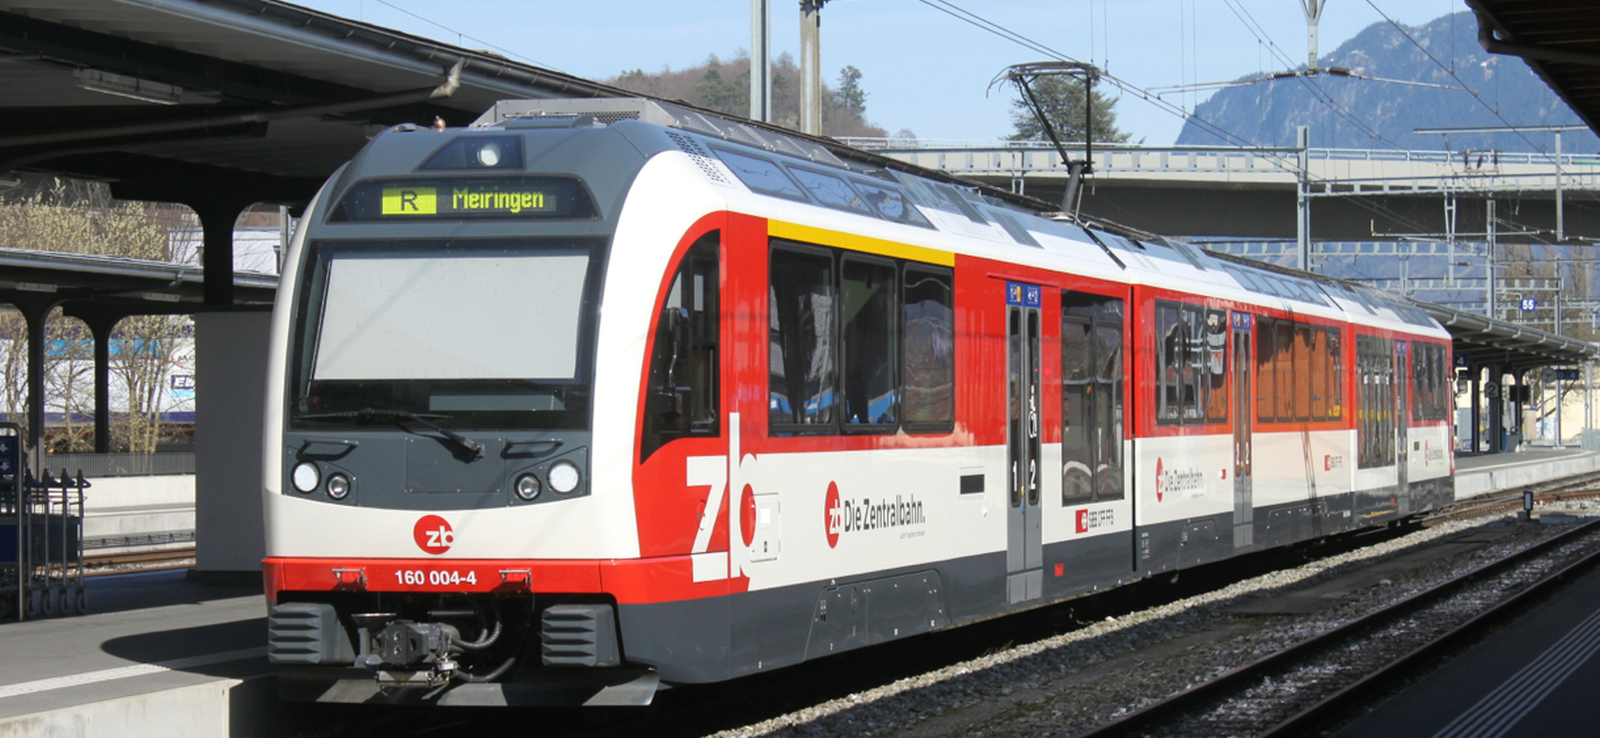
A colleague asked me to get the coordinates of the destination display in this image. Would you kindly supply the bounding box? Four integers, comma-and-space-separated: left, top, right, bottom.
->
330, 177, 595, 222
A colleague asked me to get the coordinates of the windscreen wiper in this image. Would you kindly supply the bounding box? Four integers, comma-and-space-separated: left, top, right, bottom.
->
298, 407, 485, 460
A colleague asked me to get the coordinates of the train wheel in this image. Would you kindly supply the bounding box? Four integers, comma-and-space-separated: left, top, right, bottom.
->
75, 587, 87, 615
42, 587, 58, 617
25, 589, 40, 619
60, 585, 77, 616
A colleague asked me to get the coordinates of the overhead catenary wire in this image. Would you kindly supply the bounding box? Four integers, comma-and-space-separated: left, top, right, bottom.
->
915, 0, 1445, 239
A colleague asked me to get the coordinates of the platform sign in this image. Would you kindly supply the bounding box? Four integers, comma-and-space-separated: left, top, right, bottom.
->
1556, 368, 1581, 381
1521, 297, 1538, 312
0, 435, 12, 482
1455, 353, 1470, 369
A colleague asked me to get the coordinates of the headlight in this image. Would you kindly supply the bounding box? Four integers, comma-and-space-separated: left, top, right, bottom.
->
326, 473, 351, 500
548, 461, 581, 494
476, 142, 503, 167
291, 462, 320, 494
514, 472, 541, 501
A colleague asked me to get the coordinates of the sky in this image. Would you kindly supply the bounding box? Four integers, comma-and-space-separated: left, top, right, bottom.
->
294, 0, 1460, 146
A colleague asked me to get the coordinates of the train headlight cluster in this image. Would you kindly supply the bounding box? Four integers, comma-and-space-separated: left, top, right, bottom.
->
326, 473, 352, 500
292, 462, 320, 494
514, 473, 542, 501
548, 461, 581, 494
475, 142, 503, 167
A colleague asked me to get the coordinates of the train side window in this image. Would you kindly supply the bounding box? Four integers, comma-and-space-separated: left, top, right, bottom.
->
642, 234, 720, 462
1094, 298, 1124, 501
1294, 325, 1313, 421
1326, 329, 1343, 420
1256, 319, 1275, 424
769, 245, 837, 431
1156, 301, 1221, 427
903, 266, 954, 428
1157, 303, 1182, 423
1062, 291, 1124, 504
1182, 308, 1204, 421
1275, 320, 1295, 422
1204, 309, 1227, 424
841, 256, 898, 429
1310, 327, 1329, 419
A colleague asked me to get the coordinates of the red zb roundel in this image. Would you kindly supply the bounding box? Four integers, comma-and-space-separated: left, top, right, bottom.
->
824, 481, 842, 549
414, 515, 454, 555
740, 484, 756, 548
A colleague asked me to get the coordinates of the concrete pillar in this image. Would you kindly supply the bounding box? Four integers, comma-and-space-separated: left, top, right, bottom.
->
192, 310, 271, 580
1488, 365, 1504, 453
800, 0, 824, 135
13, 296, 60, 472
751, 0, 771, 123
192, 201, 248, 307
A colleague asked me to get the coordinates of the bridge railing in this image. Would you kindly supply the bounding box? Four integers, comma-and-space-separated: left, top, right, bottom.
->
838, 138, 1600, 181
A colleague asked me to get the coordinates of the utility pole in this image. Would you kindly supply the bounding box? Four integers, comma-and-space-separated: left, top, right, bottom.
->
1297, 125, 1311, 271
750, 0, 771, 123
1300, 0, 1328, 71
1556, 128, 1565, 241
1487, 199, 1497, 319
799, 0, 828, 135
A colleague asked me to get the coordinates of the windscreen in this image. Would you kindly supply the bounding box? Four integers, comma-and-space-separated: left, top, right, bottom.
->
292, 239, 601, 430
314, 254, 587, 380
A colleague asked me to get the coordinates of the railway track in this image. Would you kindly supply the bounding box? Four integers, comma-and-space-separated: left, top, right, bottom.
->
84, 546, 195, 574
1071, 517, 1600, 738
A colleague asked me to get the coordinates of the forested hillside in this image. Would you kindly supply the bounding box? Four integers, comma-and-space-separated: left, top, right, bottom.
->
606, 53, 890, 138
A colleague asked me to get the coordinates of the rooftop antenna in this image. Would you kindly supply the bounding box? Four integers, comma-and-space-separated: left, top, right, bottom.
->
994, 61, 1100, 216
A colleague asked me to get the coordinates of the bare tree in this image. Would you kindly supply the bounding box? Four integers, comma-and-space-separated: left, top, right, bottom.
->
0, 179, 192, 453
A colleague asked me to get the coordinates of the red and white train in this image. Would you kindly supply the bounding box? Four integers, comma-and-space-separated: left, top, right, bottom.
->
262, 98, 1454, 705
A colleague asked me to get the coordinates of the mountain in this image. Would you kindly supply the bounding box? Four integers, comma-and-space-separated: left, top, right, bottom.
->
1174, 12, 1598, 153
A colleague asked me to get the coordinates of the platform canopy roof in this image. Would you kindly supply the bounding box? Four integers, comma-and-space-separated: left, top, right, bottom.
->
1419, 299, 1599, 374
0, 0, 632, 212
1469, 1, 1600, 137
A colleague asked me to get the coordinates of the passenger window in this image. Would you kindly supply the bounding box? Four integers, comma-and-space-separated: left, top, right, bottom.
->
841, 257, 898, 427
1204, 309, 1228, 424
1157, 304, 1181, 423
642, 234, 720, 462
902, 266, 954, 427
769, 246, 837, 430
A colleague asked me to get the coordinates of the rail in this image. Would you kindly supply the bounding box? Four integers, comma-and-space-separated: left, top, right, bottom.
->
1072, 516, 1600, 737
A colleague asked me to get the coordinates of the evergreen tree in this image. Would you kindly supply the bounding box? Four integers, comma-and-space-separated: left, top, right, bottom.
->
1006, 76, 1129, 143
836, 65, 866, 114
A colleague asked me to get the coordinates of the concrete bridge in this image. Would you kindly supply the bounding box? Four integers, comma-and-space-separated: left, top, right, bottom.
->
841, 139, 1600, 241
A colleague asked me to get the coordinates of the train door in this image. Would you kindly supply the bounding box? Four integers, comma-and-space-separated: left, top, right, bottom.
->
1231, 312, 1253, 549
1006, 281, 1043, 604
1394, 340, 1410, 512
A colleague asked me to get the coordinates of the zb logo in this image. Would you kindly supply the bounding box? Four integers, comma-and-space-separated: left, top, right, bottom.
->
413, 515, 454, 555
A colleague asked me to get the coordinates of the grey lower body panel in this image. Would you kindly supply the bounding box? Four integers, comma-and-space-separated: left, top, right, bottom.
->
278, 666, 659, 706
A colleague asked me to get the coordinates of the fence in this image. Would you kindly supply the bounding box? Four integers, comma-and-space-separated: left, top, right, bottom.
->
38, 452, 195, 477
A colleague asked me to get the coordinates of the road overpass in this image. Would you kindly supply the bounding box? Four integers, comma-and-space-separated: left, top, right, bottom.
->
841, 139, 1600, 242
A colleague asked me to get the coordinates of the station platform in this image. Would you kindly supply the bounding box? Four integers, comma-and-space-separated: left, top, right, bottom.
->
1454, 446, 1600, 499
1331, 554, 1600, 737
0, 571, 275, 738
1, 446, 1596, 738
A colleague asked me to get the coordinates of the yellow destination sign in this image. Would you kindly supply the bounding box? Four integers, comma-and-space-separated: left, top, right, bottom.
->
381, 186, 437, 215
379, 184, 553, 217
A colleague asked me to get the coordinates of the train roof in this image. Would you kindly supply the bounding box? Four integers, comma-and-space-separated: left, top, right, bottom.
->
464, 97, 1452, 337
